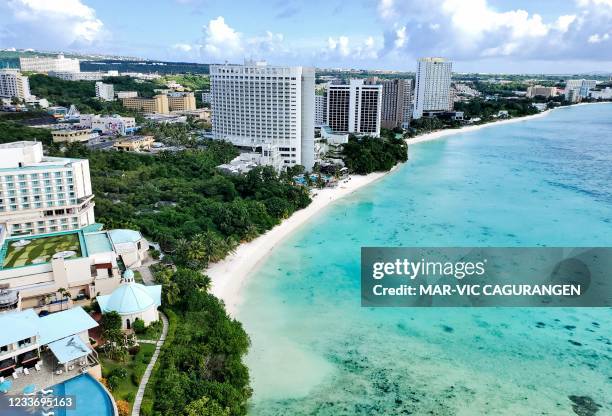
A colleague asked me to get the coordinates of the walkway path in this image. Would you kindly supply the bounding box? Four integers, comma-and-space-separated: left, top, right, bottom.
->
131, 311, 168, 416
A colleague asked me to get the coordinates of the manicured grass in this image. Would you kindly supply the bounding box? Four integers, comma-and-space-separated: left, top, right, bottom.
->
101, 343, 155, 412
3, 233, 81, 268
133, 270, 144, 284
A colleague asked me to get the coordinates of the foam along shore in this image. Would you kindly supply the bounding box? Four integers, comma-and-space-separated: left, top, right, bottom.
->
207, 169, 393, 315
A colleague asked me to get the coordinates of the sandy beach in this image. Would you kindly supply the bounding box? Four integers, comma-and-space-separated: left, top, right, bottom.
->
207, 169, 395, 315
207, 103, 596, 314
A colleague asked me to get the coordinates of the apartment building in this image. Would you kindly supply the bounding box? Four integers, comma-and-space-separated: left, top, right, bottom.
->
51, 129, 92, 144
122, 94, 169, 114
327, 79, 382, 137
526, 85, 557, 99
413, 57, 453, 119
367, 77, 412, 129
167, 92, 196, 111
78, 114, 136, 135
210, 61, 315, 170
0, 69, 31, 100
0, 142, 95, 238
95, 82, 114, 101
19, 54, 80, 73
116, 91, 138, 99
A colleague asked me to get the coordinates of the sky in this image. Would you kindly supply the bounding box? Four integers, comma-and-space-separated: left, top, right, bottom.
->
1, 0, 612, 73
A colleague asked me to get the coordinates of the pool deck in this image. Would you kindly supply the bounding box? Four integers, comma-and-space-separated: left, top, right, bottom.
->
2, 351, 99, 394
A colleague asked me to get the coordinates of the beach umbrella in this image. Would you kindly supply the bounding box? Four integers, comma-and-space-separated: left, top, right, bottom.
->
0, 379, 12, 393
22, 384, 36, 395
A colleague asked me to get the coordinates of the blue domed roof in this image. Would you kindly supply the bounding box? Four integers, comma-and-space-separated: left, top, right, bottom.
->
97, 281, 161, 315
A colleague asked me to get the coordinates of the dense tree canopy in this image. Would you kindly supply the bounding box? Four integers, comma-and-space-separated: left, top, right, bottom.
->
341, 135, 408, 175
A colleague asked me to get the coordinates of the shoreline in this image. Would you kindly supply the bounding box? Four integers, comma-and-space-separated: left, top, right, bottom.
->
207, 167, 397, 315
207, 101, 606, 315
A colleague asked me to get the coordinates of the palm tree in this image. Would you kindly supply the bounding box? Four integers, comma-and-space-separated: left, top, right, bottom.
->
57, 288, 66, 310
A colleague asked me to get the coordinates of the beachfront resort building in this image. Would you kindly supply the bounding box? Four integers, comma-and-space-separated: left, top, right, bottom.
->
366, 77, 412, 129
526, 85, 557, 99
565, 79, 598, 102
95, 82, 114, 101
97, 269, 161, 329
0, 142, 95, 239
0, 227, 149, 312
19, 54, 80, 74
210, 60, 316, 171
0, 307, 101, 390
326, 79, 382, 137
413, 57, 453, 119
0, 69, 31, 100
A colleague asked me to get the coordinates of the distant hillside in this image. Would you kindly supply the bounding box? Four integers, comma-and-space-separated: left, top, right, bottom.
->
81, 59, 209, 75
0, 50, 209, 75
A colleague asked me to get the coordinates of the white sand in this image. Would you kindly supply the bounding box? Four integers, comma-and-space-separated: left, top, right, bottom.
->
208, 102, 603, 315
207, 169, 395, 315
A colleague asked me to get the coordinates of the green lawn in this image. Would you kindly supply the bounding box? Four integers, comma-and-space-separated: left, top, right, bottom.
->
136, 319, 163, 341
101, 343, 155, 412
3, 233, 82, 268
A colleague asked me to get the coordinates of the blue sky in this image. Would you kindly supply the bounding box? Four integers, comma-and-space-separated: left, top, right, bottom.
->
1, 0, 612, 73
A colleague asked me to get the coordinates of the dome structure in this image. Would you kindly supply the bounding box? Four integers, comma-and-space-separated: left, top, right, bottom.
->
96, 269, 161, 330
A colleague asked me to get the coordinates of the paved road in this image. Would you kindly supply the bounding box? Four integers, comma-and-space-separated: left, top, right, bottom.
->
131, 311, 168, 416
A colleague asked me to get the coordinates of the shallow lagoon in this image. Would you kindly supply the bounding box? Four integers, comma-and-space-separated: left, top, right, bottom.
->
238, 104, 612, 415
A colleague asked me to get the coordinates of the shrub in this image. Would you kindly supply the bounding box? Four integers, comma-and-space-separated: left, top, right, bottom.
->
116, 400, 130, 416
110, 367, 127, 379
107, 375, 120, 391
131, 372, 141, 386
133, 318, 146, 334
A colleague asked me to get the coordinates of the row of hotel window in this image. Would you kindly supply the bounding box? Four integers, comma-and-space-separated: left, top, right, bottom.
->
2, 171, 73, 180
0, 194, 78, 211
11, 218, 81, 235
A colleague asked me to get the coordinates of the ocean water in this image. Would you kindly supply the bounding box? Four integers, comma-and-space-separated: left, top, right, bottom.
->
238, 104, 612, 415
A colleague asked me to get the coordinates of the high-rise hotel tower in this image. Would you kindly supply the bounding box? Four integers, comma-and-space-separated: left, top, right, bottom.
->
210, 61, 315, 171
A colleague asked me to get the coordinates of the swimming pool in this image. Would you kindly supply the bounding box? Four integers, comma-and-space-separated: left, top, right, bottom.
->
51, 374, 114, 416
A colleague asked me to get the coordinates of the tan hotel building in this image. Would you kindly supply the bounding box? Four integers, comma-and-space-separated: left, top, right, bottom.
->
122, 92, 196, 114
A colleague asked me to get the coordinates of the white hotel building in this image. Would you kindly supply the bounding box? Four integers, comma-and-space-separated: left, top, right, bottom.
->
19, 54, 80, 74
0, 142, 95, 239
210, 61, 315, 171
413, 57, 453, 119
0, 69, 31, 100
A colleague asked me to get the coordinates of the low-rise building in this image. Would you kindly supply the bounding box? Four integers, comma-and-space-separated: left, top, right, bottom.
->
590, 87, 612, 100
173, 108, 211, 122
19, 55, 80, 73
0, 227, 149, 312
113, 135, 155, 152
0, 307, 100, 388
116, 91, 138, 99
78, 114, 136, 135
51, 129, 92, 144
97, 269, 161, 330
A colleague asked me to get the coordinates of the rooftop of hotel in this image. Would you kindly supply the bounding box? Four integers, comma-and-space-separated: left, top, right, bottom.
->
0, 141, 83, 171
0, 227, 142, 270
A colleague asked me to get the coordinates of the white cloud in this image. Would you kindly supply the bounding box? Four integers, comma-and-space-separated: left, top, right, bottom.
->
202, 16, 243, 58
378, 0, 612, 61
588, 33, 610, 43
2, 0, 105, 47
172, 43, 193, 52
325, 35, 381, 60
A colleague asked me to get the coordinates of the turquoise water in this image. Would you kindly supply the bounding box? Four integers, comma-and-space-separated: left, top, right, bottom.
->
52, 374, 113, 416
238, 104, 612, 415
